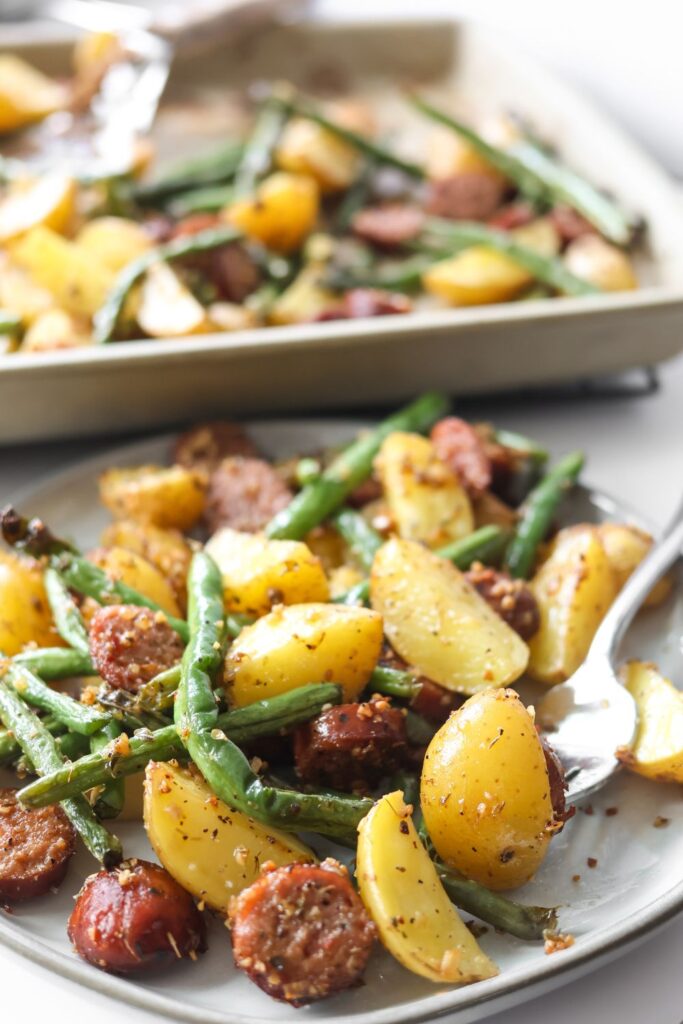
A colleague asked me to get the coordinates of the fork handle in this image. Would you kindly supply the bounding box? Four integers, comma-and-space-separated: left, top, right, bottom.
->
588, 498, 683, 663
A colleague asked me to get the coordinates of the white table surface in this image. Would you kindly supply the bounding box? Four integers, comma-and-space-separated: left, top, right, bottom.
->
2, 2, 683, 1022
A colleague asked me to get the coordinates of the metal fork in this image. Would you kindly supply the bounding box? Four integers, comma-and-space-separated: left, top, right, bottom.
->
538, 498, 683, 803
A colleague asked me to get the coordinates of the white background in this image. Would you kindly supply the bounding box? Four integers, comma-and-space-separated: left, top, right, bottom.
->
2, 2, 683, 1022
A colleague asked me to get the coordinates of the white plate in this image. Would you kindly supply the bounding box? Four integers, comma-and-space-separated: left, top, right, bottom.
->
1, 418, 682, 1024
2, 17, 683, 444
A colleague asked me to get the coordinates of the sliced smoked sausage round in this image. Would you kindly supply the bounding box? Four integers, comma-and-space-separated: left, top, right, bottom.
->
0, 788, 75, 902
229, 859, 376, 1006
67, 859, 206, 974
89, 604, 184, 692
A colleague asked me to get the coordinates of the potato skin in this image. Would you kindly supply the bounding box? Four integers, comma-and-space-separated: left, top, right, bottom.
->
0, 551, 64, 655
144, 761, 313, 910
225, 602, 383, 707
205, 527, 329, 617
99, 464, 206, 532
421, 689, 554, 891
527, 525, 617, 685
370, 538, 528, 695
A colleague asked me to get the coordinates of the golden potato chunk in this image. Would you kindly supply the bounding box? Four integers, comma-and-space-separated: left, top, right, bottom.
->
226, 172, 319, 253
0, 175, 76, 243
357, 790, 498, 982
88, 546, 181, 618
144, 761, 313, 910
564, 235, 637, 292
423, 247, 532, 306
100, 519, 191, 609
276, 118, 359, 193
376, 431, 474, 548
597, 522, 671, 607
0, 551, 64, 655
225, 602, 383, 707
76, 217, 151, 274
421, 689, 554, 890
528, 525, 618, 685
370, 538, 528, 695
10, 226, 114, 318
0, 55, 66, 133
205, 527, 329, 617
618, 661, 683, 783
99, 464, 206, 531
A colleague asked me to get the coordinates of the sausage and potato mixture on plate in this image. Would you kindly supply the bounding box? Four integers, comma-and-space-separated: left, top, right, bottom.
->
0, 34, 641, 354
0, 391, 678, 1005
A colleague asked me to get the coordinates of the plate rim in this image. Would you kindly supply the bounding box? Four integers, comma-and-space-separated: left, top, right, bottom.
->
1, 418, 682, 1024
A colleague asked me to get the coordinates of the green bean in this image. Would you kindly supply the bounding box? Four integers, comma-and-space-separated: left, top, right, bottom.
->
334, 524, 510, 606
325, 252, 438, 293
56, 730, 90, 762
333, 160, 376, 232
90, 721, 125, 820
169, 183, 234, 217
369, 665, 420, 701
266, 393, 449, 540
276, 94, 424, 180
44, 567, 90, 654
175, 553, 372, 843
295, 457, 322, 488
232, 96, 288, 200
423, 219, 600, 297
494, 428, 548, 463
3, 664, 108, 736
132, 140, 243, 204
51, 552, 189, 642
330, 508, 382, 573
20, 682, 345, 808
436, 858, 557, 940
410, 95, 634, 246
0, 714, 65, 767
0, 681, 122, 866
135, 664, 182, 713
508, 139, 634, 246
404, 709, 436, 746
504, 450, 585, 579
13, 647, 94, 679
93, 226, 242, 344
0, 311, 20, 335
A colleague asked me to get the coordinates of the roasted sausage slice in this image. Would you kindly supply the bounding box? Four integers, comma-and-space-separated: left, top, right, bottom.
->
173, 421, 260, 472
425, 172, 506, 222
204, 456, 292, 535
89, 604, 184, 692
540, 737, 574, 826
229, 859, 376, 1005
0, 788, 75, 902
68, 859, 206, 974
465, 563, 541, 641
431, 416, 492, 496
351, 204, 425, 248
410, 678, 464, 724
294, 698, 407, 792
487, 201, 536, 231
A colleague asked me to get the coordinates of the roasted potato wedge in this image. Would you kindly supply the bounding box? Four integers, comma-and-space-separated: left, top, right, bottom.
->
21, 308, 91, 352
137, 262, 210, 338
0, 55, 66, 133
370, 538, 528, 694
423, 247, 531, 307
618, 661, 683, 783
421, 689, 554, 890
10, 226, 114, 318
597, 522, 671, 607
276, 117, 359, 193
100, 519, 191, 609
76, 216, 152, 273
0, 551, 64, 655
205, 527, 329, 617
268, 263, 337, 326
0, 174, 76, 243
357, 790, 498, 983
376, 432, 474, 548
564, 235, 637, 292
225, 602, 383, 707
99, 464, 206, 531
144, 761, 313, 910
226, 172, 319, 253
88, 546, 182, 618
528, 525, 617, 684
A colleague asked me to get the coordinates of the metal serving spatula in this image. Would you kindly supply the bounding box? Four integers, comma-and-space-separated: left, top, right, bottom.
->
538, 497, 683, 803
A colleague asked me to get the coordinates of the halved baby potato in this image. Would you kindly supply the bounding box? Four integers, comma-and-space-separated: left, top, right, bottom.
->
0, 551, 64, 655
99, 464, 206, 531
276, 117, 359, 193
597, 522, 671, 607
527, 525, 617, 685
144, 760, 313, 911
421, 689, 554, 890
76, 216, 152, 274
205, 527, 329, 617
225, 602, 383, 707
100, 519, 191, 609
10, 226, 114, 318
618, 661, 683, 783
375, 432, 474, 548
137, 262, 210, 338
0, 55, 67, 134
423, 247, 532, 307
88, 546, 182, 618
226, 172, 319, 253
0, 174, 76, 243
357, 790, 498, 983
370, 538, 528, 694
